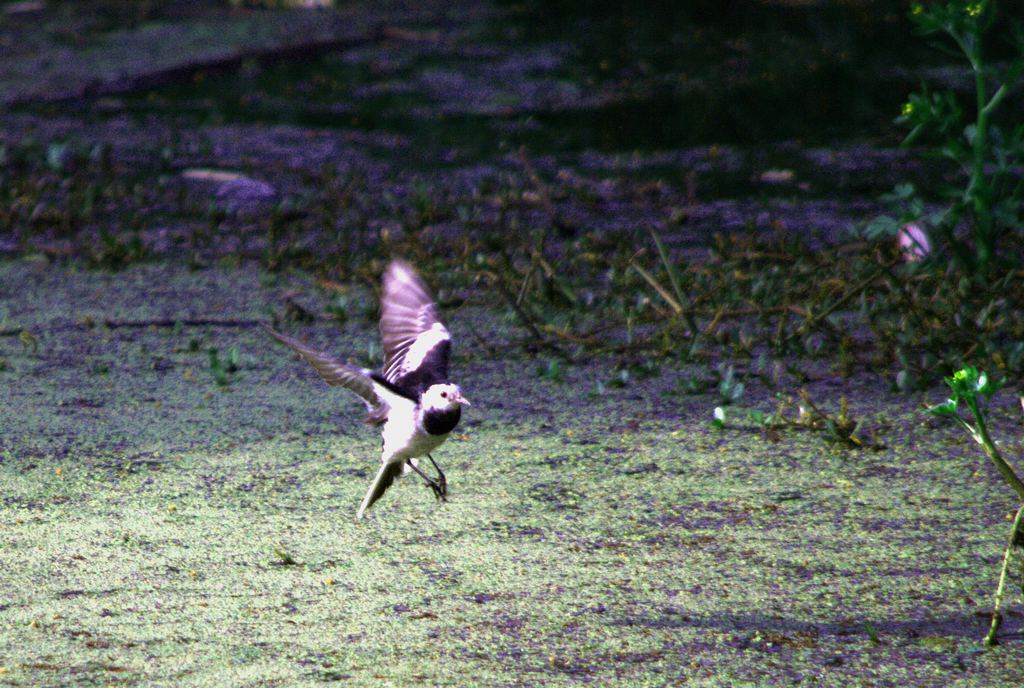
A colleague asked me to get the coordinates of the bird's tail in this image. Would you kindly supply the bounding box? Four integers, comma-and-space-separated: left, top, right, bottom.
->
357, 461, 406, 520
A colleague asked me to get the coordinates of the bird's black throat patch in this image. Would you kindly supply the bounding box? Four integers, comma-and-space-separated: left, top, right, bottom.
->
423, 407, 461, 436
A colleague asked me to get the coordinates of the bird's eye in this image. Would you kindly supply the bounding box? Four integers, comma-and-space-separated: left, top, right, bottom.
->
441, 391, 449, 399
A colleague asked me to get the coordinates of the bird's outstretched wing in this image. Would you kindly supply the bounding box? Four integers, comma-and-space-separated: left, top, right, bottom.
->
379, 260, 452, 394
267, 327, 381, 411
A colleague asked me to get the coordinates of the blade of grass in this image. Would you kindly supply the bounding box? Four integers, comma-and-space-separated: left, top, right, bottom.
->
648, 226, 685, 306
648, 226, 700, 337
630, 259, 683, 314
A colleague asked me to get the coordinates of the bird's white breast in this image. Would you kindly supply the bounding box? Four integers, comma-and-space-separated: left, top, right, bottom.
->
376, 392, 448, 464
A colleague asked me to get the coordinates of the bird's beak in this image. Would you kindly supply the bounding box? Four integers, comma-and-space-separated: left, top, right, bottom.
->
456, 393, 471, 407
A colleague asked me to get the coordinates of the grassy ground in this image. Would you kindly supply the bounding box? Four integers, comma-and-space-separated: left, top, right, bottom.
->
1, 260, 1021, 686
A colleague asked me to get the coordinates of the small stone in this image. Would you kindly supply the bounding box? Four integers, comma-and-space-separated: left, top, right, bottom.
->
759, 169, 795, 184
3, 1, 45, 15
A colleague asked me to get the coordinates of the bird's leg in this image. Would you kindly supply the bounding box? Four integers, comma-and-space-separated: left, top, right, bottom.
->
406, 459, 447, 502
426, 453, 447, 498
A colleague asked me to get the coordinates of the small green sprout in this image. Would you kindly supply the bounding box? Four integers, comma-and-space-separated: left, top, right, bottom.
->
717, 363, 745, 405
864, 623, 881, 644
536, 358, 564, 382
927, 366, 1024, 645
326, 295, 350, 324
208, 346, 240, 386
272, 542, 300, 566
18, 330, 39, 354
607, 368, 630, 388
712, 390, 878, 449
711, 401, 782, 433
927, 366, 1006, 450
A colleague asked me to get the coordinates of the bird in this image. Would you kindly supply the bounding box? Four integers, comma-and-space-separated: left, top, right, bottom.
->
267, 259, 469, 519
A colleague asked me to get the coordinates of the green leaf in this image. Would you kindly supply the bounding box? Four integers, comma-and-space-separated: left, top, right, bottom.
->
46, 142, 68, 172
208, 347, 229, 386
927, 399, 959, 416
896, 369, 913, 391
226, 346, 240, 373
728, 382, 745, 404
977, 371, 1005, 398
608, 369, 630, 388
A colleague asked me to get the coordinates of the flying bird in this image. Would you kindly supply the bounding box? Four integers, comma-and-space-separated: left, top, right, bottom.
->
268, 260, 469, 519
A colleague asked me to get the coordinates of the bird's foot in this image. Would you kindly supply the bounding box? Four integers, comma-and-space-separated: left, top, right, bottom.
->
427, 477, 447, 503
408, 459, 447, 503
434, 472, 447, 502
427, 454, 447, 501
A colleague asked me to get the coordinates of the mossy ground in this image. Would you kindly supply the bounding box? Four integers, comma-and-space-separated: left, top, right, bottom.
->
1, 260, 1021, 687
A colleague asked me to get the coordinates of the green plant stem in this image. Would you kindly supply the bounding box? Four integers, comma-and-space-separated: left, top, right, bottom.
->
981, 81, 1009, 118
648, 226, 700, 339
970, 408, 1024, 502
961, 24, 996, 268
984, 504, 1024, 646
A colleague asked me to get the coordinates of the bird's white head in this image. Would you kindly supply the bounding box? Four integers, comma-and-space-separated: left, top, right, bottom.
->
421, 383, 470, 412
